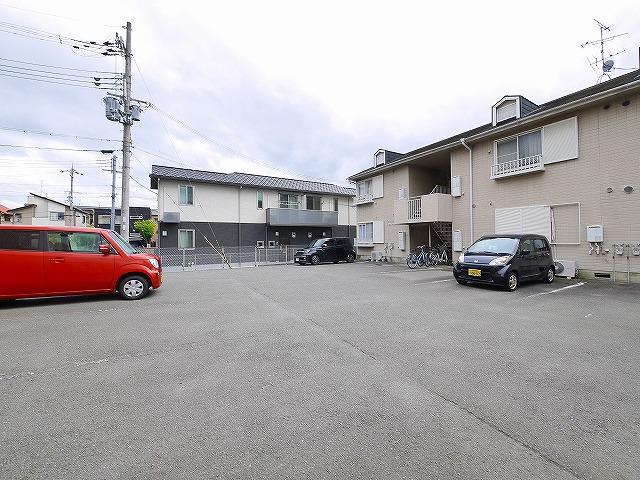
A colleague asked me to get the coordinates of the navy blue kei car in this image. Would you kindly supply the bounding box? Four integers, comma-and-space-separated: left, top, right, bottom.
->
453, 234, 555, 291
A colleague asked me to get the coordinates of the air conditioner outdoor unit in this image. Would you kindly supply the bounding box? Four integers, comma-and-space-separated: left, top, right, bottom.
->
554, 260, 577, 278
371, 251, 383, 261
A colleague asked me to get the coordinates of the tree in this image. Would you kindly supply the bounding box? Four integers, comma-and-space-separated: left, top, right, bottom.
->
134, 219, 156, 245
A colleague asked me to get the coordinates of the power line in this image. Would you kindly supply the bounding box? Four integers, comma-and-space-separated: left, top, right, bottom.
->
0, 144, 118, 152
0, 126, 120, 142
0, 66, 120, 83
0, 56, 120, 74
0, 2, 122, 27
0, 63, 121, 79
0, 72, 119, 89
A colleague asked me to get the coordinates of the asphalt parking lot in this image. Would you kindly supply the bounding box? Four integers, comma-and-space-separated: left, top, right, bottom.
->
1, 262, 639, 479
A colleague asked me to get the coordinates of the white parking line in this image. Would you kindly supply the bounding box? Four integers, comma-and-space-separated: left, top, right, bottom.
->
523, 282, 585, 299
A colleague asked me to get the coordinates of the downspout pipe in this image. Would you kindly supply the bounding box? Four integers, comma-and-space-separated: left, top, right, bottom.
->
460, 138, 473, 243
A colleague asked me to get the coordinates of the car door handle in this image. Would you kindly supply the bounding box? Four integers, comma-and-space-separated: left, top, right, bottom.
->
48, 258, 65, 263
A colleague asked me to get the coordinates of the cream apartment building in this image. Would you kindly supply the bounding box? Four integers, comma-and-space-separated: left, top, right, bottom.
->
349, 70, 640, 280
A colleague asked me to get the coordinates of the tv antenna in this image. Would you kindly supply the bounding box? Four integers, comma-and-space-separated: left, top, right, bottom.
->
581, 19, 629, 83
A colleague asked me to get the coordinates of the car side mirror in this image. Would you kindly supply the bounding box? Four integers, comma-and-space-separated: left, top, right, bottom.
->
99, 244, 111, 255
521, 249, 531, 256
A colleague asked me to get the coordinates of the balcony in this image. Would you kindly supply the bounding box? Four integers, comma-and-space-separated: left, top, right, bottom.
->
491, 154, 544, 179
355, 237, 373, 247
394, 193, 452, 224
266, 208, 338, 227
355, 193, 373, 205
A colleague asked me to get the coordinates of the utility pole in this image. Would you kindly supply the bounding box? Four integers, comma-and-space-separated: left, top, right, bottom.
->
110, 154, 117, 230
121, 21, 132, 241
101, 153, 119, 230
61, 164, 83, 226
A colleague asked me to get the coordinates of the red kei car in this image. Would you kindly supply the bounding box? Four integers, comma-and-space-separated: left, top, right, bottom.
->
0, 225, 162, 301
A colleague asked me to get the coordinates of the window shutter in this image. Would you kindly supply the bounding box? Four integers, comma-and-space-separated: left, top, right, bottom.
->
495, 207, 523, 234
373, 220, 384, 243
451, 176, 461, 197
542, 116, 578, 164
372, 175, 384, 199
495, 206, 551, 240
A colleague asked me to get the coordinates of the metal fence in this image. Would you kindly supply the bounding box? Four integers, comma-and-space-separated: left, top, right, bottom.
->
138, 245, 307, 270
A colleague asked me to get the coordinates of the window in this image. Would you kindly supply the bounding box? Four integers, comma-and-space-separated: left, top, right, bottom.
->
109, 230, 137, 253
179, 185, 194, 205
268, 240, 276, 248
47, 232, 104, 253
375, 151, 385, 166
534, 238, 550, 253
335, 239, 345, 246
0, 230, 40, 251
256, 240, 265, 248
357, 180, 372, 200
357, 222, 373, 244
496, 100, 517, 123
13, 213, 22, 223
178, 229, 195, 249
49, 211, 65, 221
257, 191, 264, 209
279, 193, 299, 209
333, 197, 339, 212
98, 214, 122, 225
496, 130, 542, 164
306, 195, 321, 211
520, 239, 534, 254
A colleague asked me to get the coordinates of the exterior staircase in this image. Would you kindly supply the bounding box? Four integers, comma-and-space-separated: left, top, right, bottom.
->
430, 221, 452, 250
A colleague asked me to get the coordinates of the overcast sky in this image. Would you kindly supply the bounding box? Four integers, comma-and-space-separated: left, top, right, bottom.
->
1, 0, 639, 209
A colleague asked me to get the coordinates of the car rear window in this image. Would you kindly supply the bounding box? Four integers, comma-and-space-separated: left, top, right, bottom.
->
0, 230, 41, 251
534, 238, 550, 252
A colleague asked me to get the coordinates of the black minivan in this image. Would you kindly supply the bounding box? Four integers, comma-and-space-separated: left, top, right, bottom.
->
453, 234, 555, 291
295, 237, 356, 265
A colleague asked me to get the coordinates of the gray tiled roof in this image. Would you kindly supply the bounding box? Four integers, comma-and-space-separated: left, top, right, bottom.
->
349, 69, 640, 180
150, 165, 356, 197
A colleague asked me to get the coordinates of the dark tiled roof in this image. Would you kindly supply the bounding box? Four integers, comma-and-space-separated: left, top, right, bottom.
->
349, 70, 640, 179
150, 165, 356, 197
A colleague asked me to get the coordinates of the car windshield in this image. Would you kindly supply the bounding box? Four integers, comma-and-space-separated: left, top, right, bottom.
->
109, 230, 138, 254
307, 239, 326, 248
467, 237, 519, 255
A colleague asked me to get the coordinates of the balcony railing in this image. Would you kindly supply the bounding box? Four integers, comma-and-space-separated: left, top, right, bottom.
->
355, 237, 373, 246
408, 197, 422, 221
491, 154, 544, 179
266, 208, 338, 226
355, 193, 373, 204
394, 193, 452, 224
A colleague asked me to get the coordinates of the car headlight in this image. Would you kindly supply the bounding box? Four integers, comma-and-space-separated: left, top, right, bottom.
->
489, 255, 511, 266
458, 253, 465, 263
148, 258, 159, 269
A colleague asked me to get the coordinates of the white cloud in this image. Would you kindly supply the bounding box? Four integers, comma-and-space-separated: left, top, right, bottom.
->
1, 0, 639, 208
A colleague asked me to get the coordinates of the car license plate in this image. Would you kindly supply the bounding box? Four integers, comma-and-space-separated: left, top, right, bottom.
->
468, 268, 482, 277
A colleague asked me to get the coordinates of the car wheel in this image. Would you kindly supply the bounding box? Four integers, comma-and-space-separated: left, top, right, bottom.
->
310, 255, 320, 266
346, 253, 355, 263
543, 266, 555, 284
505, 272, 518, 292
118, 275, 150, 300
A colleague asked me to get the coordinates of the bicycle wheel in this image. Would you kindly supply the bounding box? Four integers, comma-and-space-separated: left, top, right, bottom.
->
417, 253, 427, 267
407, 254, 418, 269
428, 251, 438, 266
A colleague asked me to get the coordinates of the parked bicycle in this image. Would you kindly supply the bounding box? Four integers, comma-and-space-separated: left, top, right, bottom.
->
406, 245, 429, 269
428, 243, 449, 266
